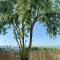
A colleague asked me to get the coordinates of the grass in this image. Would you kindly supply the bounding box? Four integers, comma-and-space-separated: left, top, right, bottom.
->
0, 47, 60, 60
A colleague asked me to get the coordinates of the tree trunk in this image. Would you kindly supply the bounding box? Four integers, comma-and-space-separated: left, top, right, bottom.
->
20, 50, 29, 60
29, 16, 38, 48
22, 20, 24, 48
21, 56, 29, 60
29, 24, 33, 48
20, 17, 38, 60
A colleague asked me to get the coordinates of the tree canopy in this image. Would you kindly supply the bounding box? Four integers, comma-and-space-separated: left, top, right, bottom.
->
0, 0, 60, 36
0, 0, 60, 60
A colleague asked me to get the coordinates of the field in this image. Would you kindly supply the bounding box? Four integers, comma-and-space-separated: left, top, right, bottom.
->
0, 48, 60, 60
29, 50, 60, 60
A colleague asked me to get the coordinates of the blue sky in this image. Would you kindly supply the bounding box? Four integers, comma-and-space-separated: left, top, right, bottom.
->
0, 21, 60, 48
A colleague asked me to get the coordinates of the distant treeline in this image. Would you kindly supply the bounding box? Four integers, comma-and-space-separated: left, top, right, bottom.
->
31, 47, 60, 51
0, 46, 60, 51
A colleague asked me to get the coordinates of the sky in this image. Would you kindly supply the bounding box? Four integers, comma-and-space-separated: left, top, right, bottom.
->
0, 21, 60, 48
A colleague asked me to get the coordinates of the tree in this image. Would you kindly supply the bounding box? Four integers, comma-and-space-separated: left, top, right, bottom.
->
0, 0, 60, 60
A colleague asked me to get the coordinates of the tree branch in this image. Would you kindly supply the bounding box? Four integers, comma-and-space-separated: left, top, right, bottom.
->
22, 20, 24, 48
29, 11, 59, 48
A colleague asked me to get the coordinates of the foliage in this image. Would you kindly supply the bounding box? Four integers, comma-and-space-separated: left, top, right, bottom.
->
0, 0, 60, 60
